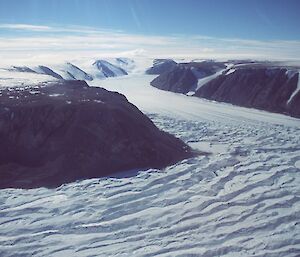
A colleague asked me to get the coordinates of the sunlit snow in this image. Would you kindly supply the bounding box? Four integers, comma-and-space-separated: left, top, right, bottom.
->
0, 65, 300, 257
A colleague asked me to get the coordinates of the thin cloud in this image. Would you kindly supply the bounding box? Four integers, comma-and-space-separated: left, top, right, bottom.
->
0, 23, 300, 65
0, 24, 52, 32
0, 23, 118, 34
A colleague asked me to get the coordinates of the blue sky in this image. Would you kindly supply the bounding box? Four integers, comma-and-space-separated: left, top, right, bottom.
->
0, 0, 299, 40
0, 0, 299, 63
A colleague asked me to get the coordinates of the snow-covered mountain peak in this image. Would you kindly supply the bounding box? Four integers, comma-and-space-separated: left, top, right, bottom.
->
56, 62, 93, 81
92, 59, 128, 78
0, 58, 137, 87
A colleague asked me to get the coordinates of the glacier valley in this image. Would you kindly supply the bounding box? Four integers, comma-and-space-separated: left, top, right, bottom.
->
0, 74, 300, 257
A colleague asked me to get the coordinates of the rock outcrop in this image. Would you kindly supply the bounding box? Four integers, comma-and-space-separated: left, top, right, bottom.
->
149, 61, 226, 93
146, 59, 178, 75
183, 61, 226, 76
148, 59, 300, 118
150, 65, 198, 94
194, 67, 300, 118
0, 80, 194, 189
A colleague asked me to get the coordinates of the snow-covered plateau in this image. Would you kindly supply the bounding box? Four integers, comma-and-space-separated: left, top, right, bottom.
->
0, 69, 300, 256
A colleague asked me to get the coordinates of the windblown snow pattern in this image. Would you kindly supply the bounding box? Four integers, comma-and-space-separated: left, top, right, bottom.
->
0, 74, 300, 257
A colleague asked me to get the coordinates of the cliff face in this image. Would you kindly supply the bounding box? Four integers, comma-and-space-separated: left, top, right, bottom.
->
194, 68, 300, 117
149, 61, 226, 94
0, 81, 194, 189
150, 66, 198, 94
146, 59, 178, 75
148, 59, 300, 118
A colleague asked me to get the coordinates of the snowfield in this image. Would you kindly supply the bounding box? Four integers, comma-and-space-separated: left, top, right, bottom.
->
1, 74, 300, 256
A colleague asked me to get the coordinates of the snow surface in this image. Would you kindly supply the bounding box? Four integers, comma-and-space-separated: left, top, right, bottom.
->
52, 63, 93, 81
0, 74, 300, 257
0, 69, 56, 87
226, 68, 236, 75
0, 58, 137, 85
92, 60, 127, 78
196, 67, 227, 91
287, 71, 300, 104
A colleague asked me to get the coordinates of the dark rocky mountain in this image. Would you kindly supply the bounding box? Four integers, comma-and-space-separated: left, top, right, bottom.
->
149, 61, 226, 94
0, 80, 194, 189
146, 59, 178, 75
151, 65, 198, 94
183, 61, 226, 76
194, 67, 300, 118
147, 58, 300, 118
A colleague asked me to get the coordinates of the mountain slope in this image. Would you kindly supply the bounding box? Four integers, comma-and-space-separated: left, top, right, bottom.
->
151, 65, 198, 93
146, 59, 178, 75
147, 60, 300, 118
0, 80, 194, 189
5, 59, 134, 82
92, 60, 128, 78
56, 63, 93, 81
34, 66, 64, 80
194, 67, 300, 118
149, 61, 227, 94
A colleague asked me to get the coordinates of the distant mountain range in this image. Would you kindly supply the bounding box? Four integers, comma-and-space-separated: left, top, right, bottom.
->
5, 58, 135, 82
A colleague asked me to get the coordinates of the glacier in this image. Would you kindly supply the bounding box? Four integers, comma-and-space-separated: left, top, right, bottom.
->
0, 72, 300, 256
